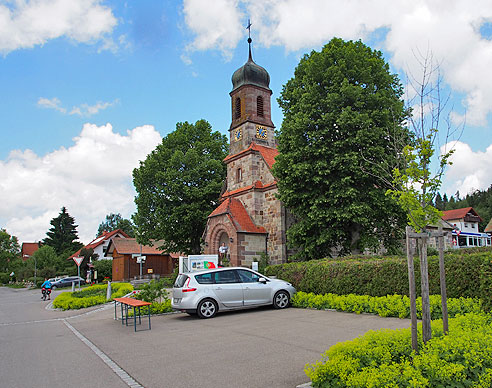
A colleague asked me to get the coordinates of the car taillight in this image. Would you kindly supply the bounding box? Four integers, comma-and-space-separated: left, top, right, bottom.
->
182, 277, 196, 292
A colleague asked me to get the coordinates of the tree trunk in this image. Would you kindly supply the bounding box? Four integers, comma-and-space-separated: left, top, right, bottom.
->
419, 237, 432, 343
406, 226, 419, 353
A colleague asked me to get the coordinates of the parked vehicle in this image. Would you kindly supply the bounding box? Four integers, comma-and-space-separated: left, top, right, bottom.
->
51, 276, 86, 289
172, 267, 296, 318
41, 287, 51, 301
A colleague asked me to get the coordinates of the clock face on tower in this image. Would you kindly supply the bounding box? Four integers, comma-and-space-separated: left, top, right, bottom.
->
233, 128, 242, 141
256, 125, 268, 139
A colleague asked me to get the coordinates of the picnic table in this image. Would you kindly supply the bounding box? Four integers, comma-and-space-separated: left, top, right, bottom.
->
114, 297, 152, 332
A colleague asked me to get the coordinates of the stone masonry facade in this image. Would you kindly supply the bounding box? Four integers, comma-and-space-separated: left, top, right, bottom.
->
203, 46, 290, 267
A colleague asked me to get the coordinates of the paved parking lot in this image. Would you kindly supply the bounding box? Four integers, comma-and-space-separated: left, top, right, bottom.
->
0, 287, 411, 387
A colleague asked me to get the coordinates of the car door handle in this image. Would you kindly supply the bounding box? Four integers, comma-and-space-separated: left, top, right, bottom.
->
215, 287, 222, 290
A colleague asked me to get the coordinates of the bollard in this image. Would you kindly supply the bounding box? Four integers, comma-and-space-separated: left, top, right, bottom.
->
72, 282, 75, 292
106, 281, 112, 301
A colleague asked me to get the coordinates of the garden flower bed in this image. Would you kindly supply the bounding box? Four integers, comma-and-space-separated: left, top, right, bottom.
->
52, 283, 133, 310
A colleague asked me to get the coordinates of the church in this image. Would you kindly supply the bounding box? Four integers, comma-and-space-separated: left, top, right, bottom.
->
203, 38, 292, 267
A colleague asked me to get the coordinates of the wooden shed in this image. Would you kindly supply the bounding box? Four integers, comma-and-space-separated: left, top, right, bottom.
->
106, 237, 178, 281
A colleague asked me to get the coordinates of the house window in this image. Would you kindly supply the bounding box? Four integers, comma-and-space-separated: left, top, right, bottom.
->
235, 97, 241, 119
236, 168, 242, 182
464, 223, 469, 228
257, 96, 264, 117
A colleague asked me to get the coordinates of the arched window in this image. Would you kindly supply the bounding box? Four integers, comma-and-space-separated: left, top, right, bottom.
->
257, 95, 264, 117
235, 97, 241, 120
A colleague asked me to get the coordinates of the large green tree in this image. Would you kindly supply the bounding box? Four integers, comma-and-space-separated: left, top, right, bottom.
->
0, 229, 20, 273
133, 120, 228, 254
96, 213, 135, 237
43, 207, 83, 256
273, 38, 409, 259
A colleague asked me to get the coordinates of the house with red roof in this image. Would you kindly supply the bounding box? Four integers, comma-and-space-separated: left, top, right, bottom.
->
105, 237, 179, 281
68, 229, 130, 262
203, 44, 294, 266
442, 207, 491, 248
21, 242, 42, 261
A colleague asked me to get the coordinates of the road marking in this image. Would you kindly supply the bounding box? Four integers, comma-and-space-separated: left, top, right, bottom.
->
63, 319, 145, 388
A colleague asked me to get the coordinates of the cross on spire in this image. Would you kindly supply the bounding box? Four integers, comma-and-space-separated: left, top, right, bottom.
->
246, 19, 253, 60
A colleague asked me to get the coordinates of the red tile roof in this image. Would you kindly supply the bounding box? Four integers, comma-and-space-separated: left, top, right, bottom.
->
107, 238, 170, 255
221, 180, 277, 199
68, 229, 130, 260
223, 143, 279, 169
485, 218, 492, 233
209, 198, 266, 233
21, 242, 42, 259
442, 207, 482, 222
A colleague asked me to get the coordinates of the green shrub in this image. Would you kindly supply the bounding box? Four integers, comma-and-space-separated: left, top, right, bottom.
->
127, 300, 173, 316
135, 279, 167, 303
292, 291, 482, 319
306, 313, 492, 387
166, 267, 180, 287
266, 249, 492, 308
0, 272, 9, 284
93, 259, 112, 280
52, 282, 133, 310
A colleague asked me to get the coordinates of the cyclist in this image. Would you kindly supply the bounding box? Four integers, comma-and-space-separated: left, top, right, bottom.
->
40, 278, 52, 300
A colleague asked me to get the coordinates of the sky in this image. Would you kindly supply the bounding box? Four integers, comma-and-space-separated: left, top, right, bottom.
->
1, 0, 492, 245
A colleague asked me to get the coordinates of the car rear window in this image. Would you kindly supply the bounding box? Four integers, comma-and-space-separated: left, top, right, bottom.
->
174, 274, 189, 288
195, 273, 214, 284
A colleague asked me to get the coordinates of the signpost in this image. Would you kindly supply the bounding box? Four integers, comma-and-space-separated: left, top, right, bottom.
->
73, 256, 83, 290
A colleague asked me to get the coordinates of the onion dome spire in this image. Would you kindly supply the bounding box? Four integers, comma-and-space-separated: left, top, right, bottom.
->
231, 19, 271, 92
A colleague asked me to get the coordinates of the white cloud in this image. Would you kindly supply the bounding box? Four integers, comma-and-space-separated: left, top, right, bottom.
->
182, 0, 492, 128
182, 0, 244, 61
0, 123, 162, 244
441, 141, 492, 196
37, 97, 118, 117
70, 99, 120, 117
0, 0, 117, 55
37, 97, 66, 113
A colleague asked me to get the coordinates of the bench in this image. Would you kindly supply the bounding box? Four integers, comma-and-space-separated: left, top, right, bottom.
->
114, 297, 152, 332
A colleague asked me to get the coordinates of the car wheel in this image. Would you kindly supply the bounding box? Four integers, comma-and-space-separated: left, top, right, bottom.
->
197, 299, 218, 319
273, 290, 290, 309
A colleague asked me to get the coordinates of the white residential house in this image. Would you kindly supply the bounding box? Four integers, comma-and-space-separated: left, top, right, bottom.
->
442, 207, 491, 248
68, 229, 130, 262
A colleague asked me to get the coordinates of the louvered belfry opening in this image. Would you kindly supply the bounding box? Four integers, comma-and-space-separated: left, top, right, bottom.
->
235, 97, 241, 119
257, 95, 264, 117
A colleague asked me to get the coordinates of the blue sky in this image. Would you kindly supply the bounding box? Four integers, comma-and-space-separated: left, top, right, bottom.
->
1, 0, 492, 244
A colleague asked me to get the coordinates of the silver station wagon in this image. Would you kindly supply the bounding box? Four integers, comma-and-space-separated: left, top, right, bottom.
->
172, 267, 296, 318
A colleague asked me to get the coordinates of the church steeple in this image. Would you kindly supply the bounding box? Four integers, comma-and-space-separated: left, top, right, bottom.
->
229, 22, 274, 155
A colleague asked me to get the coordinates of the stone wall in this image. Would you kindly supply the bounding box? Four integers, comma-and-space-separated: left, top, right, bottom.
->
226, 151, 275, 194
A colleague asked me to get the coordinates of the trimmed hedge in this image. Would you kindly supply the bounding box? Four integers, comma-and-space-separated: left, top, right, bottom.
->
265, 249, 492, 306
305, 313, 492, 387
52, 283, 133, 310
292, 291, 482, 319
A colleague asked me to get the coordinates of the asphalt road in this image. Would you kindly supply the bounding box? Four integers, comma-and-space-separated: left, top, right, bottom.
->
0, 286, 411, 388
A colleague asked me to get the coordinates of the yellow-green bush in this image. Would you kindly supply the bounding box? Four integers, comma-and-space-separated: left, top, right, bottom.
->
292, 291, 482, 319
306, 313, 492, 387
52, 283, 133, 310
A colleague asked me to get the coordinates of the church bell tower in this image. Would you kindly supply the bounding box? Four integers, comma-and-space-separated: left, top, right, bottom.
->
229, 34, 275, 155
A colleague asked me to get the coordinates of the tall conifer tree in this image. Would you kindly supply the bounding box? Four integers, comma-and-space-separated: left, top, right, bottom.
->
44, 207, 83, 255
